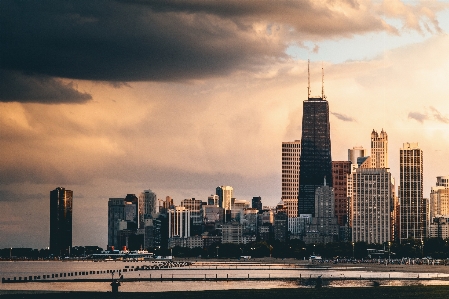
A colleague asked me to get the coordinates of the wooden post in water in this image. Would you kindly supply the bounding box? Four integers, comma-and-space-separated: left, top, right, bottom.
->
111, 279, 120, 293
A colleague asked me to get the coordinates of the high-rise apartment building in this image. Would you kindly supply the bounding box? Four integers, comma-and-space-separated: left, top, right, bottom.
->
282, 140, 300, 202
351, 168, 392, 244
139, 189, 158, 228
428, 176, 449, 236
399, 142, 425, 242
168, 207, 191, 238
298, 88, 332, 216
216, 186, 233, 211
370, 129, 388, 168
332, 161, 351, 226
50, 187, 73, 256
181, 198, 203, 226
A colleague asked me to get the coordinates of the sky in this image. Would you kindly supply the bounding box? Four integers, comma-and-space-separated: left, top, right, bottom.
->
1, 0, 449, 249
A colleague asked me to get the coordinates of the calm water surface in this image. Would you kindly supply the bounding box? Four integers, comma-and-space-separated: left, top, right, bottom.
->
1, 261, 449, 292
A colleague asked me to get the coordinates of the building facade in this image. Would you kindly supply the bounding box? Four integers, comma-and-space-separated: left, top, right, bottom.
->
274, 210, 288, 242
348, 146, 367, 165
282, 199, 298, 218
399, 142, 425, 242
168, 207, 191, 238
370, 129, 388, 169
50, 187, 73, 256
181, 198, 203, 226
332, 161, 351, 226
429, 216, 449, 239
299, 96, 332, 216
216, 186, 233, 211
351, 168, 392, 244
429, 176, 449, 218
208, 195, 219, 206
222, 223, 244, 244
108, 198, 125, 249
139, 189, 158, 228
282, 140, 300, 216
428, 176, 449, 237
303, 180, 339, 244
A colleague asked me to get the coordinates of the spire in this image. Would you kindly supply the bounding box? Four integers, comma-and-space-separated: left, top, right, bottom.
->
308, 59, 311, 98
321, 62, 324, 99
321, 62, 326, 99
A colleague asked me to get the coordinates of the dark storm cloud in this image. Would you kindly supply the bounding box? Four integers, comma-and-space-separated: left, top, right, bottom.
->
331, 112, 355, 122
1, 0, 441, 103
0, 70, 92, 103
0, 0, 284, 83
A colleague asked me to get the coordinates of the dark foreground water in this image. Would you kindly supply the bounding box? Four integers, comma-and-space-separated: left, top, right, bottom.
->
2, 287, 449, 299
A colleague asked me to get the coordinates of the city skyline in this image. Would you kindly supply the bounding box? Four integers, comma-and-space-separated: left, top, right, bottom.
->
1, 1, 449, 248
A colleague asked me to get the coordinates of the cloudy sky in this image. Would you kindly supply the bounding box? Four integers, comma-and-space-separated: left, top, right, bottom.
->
1, 0, 449, 249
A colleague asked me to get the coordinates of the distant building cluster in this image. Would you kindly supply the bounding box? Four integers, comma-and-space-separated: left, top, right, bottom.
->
49, 65, 448, 255
104, 186, 292, 251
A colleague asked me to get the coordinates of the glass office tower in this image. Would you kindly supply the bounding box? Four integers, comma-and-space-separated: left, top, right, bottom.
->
299, 97, 332, 216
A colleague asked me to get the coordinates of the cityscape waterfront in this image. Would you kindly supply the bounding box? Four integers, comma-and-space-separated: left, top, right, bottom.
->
1, 0, 449, 296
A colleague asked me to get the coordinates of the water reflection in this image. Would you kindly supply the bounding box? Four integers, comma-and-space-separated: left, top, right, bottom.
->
1, 260, 449, 293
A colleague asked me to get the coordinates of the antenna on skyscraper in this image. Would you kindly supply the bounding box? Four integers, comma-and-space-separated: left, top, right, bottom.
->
308, 59, 311, 98
321, 62, 326, 99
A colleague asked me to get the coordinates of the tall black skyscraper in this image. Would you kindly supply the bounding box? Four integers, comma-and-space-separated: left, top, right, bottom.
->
298, 64, 332, 216
50, 187, 73, 256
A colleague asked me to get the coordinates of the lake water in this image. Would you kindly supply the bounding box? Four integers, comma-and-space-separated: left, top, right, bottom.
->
2, 260, 449, 292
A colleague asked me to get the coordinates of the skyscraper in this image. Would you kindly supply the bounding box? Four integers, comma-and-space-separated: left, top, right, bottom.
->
332, 161, 351, 226
282, 140, 300, 218
50, 187, 73, 256
429, 176, 449, 217
180, 198, 202, 222
168, 207, 191, 238
427, 176, 449, 239
216, 186, 233, 211
400, 142, 425, 242
370, 129, 388, 168
298, 67, 332, 216
108, 197, 125, 249
139, 189, 157, 228
303, 178, 339, 244
351, 168, 392, 244
282, 140, 301, 200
